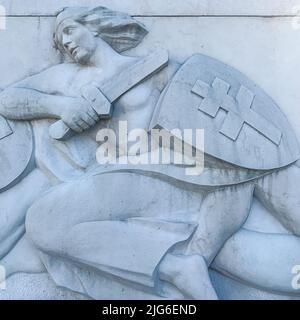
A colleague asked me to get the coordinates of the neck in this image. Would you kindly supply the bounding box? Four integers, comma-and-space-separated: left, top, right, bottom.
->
89, 39, 137, 71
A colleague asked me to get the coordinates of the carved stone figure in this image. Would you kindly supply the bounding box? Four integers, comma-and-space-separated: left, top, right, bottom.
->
0, 6, 300, 300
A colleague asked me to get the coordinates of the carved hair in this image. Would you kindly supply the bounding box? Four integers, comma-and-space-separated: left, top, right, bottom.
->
54, 6, 148, 54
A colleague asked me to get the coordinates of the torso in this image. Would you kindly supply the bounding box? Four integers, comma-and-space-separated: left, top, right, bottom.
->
28, 58, 180, 178
46, 60, 179, 138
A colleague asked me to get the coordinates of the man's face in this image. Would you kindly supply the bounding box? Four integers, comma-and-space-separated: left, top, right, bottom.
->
58, 19, 97, 64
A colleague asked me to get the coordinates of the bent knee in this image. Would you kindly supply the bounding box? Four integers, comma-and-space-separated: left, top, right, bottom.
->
255, 165, 300, 236
281, 208, 300, 237
25, 188, 67, 252
25, 179, 96, 252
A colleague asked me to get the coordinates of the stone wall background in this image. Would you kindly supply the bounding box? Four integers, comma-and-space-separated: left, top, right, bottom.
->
0, 0, 300, 140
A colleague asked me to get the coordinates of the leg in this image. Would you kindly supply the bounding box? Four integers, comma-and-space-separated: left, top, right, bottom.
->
26, 172, 254, 300
157, 182, 255, 299
255, 163, 300, 236
26, 172, 203, 255
1, 234, 46, 280
159, 254, 218, 299
26, 172, 204, 289
213, 228, 300, 295
0, 169, 50, 258
211, 165, 300, 296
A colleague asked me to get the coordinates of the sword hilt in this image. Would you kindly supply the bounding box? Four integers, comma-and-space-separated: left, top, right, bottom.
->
49, 85, 112, 141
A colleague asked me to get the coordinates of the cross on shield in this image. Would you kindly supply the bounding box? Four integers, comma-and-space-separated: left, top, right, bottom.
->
191, 77, 282, 146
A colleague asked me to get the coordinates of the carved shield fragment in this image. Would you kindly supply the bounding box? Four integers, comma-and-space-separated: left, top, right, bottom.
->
0, 117, 34, 192
150, 54, 300, 171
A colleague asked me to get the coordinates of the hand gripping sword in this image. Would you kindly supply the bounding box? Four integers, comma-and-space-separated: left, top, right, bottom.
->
49, 49, 169, 141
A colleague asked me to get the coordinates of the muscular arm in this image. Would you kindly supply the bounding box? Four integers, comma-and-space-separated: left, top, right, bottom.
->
0, 86, 99, 134
0, 87, 77, 120
0, 64, 79, 121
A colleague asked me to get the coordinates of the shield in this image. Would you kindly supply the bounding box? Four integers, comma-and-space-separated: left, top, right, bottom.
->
150, 54, 300, 171
0, 117, 34, 192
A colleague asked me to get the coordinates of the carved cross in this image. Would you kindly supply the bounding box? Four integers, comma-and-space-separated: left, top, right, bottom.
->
191, 77, 282, 145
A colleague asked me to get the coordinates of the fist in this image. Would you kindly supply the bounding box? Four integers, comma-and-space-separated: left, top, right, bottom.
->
60, 97, 99, 133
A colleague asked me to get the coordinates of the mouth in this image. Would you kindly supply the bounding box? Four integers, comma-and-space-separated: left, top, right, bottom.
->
69, 46, 79, 56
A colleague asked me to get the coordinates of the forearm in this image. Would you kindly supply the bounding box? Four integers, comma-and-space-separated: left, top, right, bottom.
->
0, 87, 73, 120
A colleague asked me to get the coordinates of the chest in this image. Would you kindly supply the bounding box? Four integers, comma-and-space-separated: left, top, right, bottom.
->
62, 66, 156, 113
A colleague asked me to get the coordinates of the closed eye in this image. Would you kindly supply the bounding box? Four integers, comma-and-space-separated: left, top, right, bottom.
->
63, 26, 76, 35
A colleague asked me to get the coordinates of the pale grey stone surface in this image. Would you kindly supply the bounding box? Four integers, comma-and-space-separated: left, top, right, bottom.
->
1, 16, 300, 139
1, 0, 299, 16
1, 270, 299, 300
0, 119, 33, 191
150, 53, 299, 172
0, 273, 88, 300
210, 271, 300, 300
0, 3, 300, 300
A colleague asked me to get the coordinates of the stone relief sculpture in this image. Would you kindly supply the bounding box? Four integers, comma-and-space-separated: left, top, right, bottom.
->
0, 6, 300, 300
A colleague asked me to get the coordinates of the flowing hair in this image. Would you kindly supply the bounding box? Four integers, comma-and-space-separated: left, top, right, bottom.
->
54, 6, 148, 54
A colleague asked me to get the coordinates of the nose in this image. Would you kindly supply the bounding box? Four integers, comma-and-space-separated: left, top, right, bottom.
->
62, 34, 72, 50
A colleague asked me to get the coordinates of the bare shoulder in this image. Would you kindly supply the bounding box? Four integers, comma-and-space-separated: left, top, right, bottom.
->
39, 62, 78, 75
12, 63, 79, 94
